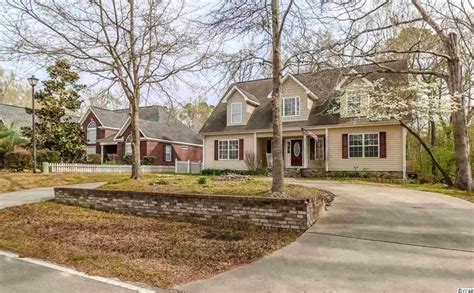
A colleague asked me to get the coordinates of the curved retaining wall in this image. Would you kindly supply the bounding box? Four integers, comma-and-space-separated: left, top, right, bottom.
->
54, 188, 326, 231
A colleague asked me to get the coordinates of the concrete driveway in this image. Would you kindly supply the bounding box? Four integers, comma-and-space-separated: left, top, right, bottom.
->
178, 180, 474, 293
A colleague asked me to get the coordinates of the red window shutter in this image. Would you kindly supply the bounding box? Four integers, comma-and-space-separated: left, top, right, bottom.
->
309, 138, 315, 160
239, 139, 244, 160
342, 134, 348, 159
214, 140, 218, 160
380, 132, 387, 158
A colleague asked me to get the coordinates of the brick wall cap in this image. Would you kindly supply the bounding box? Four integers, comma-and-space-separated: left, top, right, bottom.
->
54, 187, 322, 203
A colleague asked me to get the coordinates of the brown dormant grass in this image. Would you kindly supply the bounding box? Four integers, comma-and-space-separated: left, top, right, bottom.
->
0, 202, 300, 288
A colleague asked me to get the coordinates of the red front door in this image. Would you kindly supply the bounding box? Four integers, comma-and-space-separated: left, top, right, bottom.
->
290, 139, 303, 167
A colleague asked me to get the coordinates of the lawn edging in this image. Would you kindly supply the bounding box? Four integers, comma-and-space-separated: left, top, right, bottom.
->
54, 187, 329, 231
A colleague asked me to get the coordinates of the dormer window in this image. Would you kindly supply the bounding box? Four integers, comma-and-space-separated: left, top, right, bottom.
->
346, 95, 362, 116
86, 121, 97, 143
230, 102, 242, 124
282, 97, 300, 117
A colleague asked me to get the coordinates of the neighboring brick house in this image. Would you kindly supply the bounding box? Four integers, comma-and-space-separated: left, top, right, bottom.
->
200, 60, 410, 178
78, 105, 203, 165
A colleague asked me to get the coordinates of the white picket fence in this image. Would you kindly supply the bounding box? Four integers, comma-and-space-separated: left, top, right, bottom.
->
48, 163, 175, 174
175, 159, 203, 174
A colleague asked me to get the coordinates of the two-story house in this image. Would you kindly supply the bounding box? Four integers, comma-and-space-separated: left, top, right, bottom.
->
78, 105, 203, 165
200, 60, 408, 178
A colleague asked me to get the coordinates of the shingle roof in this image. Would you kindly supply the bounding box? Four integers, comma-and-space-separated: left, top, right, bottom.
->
0, 103, 32, 128
200, 60, 407, 133
98, 105, 202, 145
138, 117, 203, 145
90, 107, 129, 129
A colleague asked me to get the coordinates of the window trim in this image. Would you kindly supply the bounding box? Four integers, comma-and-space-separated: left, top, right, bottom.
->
230, 102, 242, 124
346, 94, 363, 117
164, 144, 172, 162
282, 96, 300, 117
348, 133, 380, 158
86, 145, 96, 155
125, 134, 132, 155
315, 137, 325, 160
218, 139, 239, 160
86, 121, 97, 143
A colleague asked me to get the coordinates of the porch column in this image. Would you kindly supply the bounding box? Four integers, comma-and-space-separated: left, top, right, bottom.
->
100, 145, 104, 164
303, 134, 308, 168
325, 128, 329, 172
402, 128, 407, 179
253, 132, 257, 167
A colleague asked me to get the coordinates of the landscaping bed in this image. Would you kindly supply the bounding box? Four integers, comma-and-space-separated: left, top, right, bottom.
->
100, 174, 326, 199
0, 202, 300, 288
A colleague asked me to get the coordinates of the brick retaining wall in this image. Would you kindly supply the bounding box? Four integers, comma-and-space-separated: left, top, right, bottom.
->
54, 188, 326, 231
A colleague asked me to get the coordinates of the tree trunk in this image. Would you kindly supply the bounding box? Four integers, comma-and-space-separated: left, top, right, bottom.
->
270, 0, 285, 196
445, 33, 472, 191
429, 120, 436, 176
400, 120, 453, 186
130, 97, 142, 180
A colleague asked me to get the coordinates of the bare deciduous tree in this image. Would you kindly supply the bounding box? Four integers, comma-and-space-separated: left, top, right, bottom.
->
1, 0, 208, 179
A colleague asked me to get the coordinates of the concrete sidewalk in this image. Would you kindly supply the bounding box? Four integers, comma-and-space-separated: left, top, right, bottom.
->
178, 180, 474, 293
0, 182, 106, 209
0, 182, 167, 293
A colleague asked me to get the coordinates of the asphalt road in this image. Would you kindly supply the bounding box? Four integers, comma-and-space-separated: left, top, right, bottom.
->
178, 180, 474, 293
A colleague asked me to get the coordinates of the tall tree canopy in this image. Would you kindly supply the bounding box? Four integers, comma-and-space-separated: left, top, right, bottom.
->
1, 0, 210, 179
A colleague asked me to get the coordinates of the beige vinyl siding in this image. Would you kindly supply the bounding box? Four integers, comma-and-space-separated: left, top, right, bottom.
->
281, 77, 312, 122
328, 124, 404, 172
226, 91, 255, 126
203, 133, 254, 170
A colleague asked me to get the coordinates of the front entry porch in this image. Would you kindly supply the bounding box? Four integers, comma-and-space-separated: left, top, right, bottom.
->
256, 134, 326, 174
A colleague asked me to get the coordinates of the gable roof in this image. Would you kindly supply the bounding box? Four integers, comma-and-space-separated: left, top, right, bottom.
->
112, 106, 202, 145
82, 107, 129, 129
200, 60, 407, 134
0, 103, 32, 128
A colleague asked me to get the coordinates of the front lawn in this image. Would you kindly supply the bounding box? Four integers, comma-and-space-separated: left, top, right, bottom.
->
101, 174, 325, 199
0, 172, 129, 193
0, 202, 300, 288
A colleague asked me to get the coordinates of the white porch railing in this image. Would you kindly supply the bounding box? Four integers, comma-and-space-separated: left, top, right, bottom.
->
49, 163, 175, 174
175, 159, 203, 174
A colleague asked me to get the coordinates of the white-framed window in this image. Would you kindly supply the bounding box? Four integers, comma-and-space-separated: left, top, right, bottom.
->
218, 139, 239, 160
165, 144, 172, 162
282, 97, 300, 117
125, 134, 132, 155
346, 94, 362, 116
349, 133, 379, 158
230, 102, 242, 123
86, 145, 96, 155
86, 121, 97, 143
315, 137, 324, 160
181, 145, 189, 150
